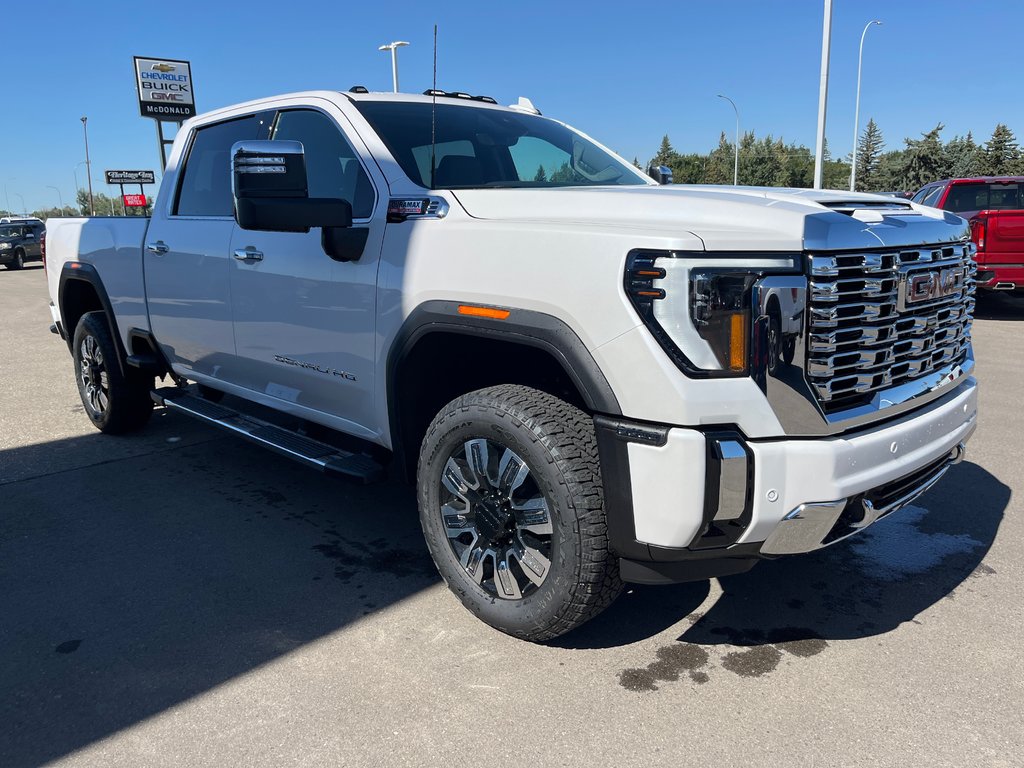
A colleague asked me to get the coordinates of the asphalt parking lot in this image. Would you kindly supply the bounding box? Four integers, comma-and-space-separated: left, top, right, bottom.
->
2, 265, 1022, 768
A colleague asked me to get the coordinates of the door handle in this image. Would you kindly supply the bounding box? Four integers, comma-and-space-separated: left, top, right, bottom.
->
233, 248, 264, 262
146, 241, 169, 255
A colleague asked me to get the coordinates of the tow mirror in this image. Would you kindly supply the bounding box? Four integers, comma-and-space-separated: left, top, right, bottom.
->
647, 164, 674, 185
231, 140, 353, 234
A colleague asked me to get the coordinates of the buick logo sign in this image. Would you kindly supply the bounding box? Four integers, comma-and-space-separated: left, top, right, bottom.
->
899, 266, 965, 309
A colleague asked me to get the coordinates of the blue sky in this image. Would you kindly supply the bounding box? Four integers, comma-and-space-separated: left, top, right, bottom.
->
2, 0, 1021, 212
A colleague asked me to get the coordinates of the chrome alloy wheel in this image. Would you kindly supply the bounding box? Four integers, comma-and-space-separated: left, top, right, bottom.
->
439, 438, 554, 600
79, 335, 110, 416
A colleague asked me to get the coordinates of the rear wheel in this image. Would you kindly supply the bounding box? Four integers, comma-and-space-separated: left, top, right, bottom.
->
73, 312, 154, 434
417, 385, 622, 641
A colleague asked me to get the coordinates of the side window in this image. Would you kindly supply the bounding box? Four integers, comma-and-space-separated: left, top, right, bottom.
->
921, 185, 944, 208
271, 109, 375, 219
175, 115, 262, 216
911, 186, 932, 204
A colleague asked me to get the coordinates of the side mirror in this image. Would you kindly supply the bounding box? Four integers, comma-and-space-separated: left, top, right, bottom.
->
647, 164, 673, 185
231, 140, 353, 233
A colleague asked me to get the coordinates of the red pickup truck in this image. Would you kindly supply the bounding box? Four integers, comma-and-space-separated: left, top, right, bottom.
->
912, 177, 1024, 294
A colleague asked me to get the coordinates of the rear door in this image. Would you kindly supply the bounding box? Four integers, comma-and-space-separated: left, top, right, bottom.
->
145, 113, 270, 381
226, 102, 384, 439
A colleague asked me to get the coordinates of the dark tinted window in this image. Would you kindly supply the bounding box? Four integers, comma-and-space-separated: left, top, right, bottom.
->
911, 186, 932, 204
355, 101, 647, 189
921, 185, 944, 207
271, 110, 374, 218
944, 182, 1023, 213
175, 115, 261, 216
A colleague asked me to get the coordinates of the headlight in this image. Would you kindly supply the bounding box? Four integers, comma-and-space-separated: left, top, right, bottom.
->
625, 251, 800, 377
0, 242, 11, 250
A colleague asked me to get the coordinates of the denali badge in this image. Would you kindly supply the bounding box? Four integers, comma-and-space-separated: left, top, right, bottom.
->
899, 266, 965, 310
273, 355, 356, 381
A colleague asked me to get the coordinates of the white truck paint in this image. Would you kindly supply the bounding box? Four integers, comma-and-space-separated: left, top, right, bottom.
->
44, 90, 978, 640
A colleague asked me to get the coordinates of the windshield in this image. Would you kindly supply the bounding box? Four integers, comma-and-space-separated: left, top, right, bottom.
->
944, 182, 1023, 213
355, 101, 649, 189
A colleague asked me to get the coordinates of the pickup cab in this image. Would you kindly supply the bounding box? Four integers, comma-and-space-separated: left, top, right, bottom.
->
45, 89, 978, 641
913, 176, 1024, 294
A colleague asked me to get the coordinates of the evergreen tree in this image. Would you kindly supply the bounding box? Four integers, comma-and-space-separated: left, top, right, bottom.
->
705, 132, 735, 184
944, 132, 982, 178
533, 165, 548, 183
982, 124, 1022, 175
902, 124, 946, 190
854, 118, 884, 191
653, 135, 676, 167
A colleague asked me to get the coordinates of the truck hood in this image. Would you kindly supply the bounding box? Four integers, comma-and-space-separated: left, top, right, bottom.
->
451, 185, 970, 252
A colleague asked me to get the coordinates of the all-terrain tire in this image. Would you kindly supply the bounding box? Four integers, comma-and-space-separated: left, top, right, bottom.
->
73, 312, 154, 434
417, 384, 622, 642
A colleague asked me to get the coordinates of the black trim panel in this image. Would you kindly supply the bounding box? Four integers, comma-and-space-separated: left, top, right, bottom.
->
58, 263, 128, 377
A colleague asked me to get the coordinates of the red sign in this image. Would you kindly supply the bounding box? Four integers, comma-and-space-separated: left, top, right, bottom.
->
123, 194, 147, 207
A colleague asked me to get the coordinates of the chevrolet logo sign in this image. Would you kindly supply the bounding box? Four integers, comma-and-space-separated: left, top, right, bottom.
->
899, 266, 965, 309
151, 63, 176, 72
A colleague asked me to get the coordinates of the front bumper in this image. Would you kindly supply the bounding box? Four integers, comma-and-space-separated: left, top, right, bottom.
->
597, 375, 978, 582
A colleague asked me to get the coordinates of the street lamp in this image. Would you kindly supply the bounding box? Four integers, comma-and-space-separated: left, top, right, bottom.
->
850, 20, 883, 192
47, 185, 65, 215
14, 192, 26, 216
81, 116, 95, 216
717, 94, 740, 186
378, 41, 410, 93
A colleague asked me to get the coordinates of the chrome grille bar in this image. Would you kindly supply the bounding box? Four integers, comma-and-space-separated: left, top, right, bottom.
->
806, 242, 976, 412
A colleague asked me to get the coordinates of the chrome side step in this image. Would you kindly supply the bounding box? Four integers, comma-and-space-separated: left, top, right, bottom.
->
152, 387, 385, 484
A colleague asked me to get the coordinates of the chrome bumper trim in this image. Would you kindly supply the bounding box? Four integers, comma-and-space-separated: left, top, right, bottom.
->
760, 440, 967, 556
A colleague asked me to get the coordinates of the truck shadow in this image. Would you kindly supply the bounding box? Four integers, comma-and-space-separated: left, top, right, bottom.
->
555, 461, 1007, 650
974, 292, 1024, 320
0, 425, 437, 767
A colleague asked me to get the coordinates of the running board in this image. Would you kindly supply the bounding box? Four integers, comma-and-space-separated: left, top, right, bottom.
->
152, 387, 385, 484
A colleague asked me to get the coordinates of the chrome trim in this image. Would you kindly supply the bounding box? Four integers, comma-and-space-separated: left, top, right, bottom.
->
709, 438, 748, 522
760, 500, 848, 556
760, 441, 967, 556
752, 240, 976, 436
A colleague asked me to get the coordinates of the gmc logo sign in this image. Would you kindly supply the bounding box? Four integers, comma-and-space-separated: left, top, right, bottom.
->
899, 267, 965, 309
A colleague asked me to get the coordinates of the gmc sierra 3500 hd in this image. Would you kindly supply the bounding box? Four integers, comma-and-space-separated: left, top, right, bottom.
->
44, 89, 978, 641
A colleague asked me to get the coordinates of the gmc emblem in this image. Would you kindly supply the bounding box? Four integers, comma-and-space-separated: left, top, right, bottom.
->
899, 266, 965, 309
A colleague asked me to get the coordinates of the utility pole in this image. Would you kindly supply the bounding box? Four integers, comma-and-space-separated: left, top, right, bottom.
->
813, 0, 833, 190
81, 117, 95, 215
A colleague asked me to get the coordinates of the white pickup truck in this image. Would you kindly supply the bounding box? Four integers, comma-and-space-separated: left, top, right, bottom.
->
44, 89, 978, 641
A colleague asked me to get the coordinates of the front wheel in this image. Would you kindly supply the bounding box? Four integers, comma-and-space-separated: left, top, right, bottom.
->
417, 385, 622, 642
10, 249, 25, 270
73, 312, 154, 434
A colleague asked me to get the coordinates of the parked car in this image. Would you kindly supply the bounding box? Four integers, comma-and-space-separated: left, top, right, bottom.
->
0, 216, 44, 225
0, 221, 44, 270
43, 89, 977, 641
912, 177, 1024, 294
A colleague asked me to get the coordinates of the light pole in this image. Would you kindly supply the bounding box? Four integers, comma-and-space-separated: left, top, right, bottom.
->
81, 116, 95, 215
47, 185, 65, 214
813, 0, 833, 189
717, 94, 740, 186
73, 161, 88, 212
378, 41, 410, 93
850, 20, 882, 192
14, 192, 26, 216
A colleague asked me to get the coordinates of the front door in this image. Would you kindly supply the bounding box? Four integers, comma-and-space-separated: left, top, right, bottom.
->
146, 113, 268, 381
227, 103, 384, 440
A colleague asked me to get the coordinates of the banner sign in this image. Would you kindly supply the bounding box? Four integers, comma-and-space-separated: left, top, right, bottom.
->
105, 170, 156, 185
133, 57, 195, 121
123, 194, 148, 208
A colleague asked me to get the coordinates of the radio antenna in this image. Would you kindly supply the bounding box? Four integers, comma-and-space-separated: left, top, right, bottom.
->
430, 24, 438, 189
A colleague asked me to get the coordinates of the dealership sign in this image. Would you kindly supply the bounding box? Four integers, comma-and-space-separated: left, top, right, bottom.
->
123, 194, 148, 208
134, 57, 195, 120
105, 170, 156, 185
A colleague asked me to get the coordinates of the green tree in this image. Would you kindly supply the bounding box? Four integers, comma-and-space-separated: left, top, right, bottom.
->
902, 124, 946, 190
982, 124, 1021, 175
533, 165, 548, 183
652, 135, 677, 167
854, 118, 884, 191
705, 132, 735, 184
943, 132, 982, 179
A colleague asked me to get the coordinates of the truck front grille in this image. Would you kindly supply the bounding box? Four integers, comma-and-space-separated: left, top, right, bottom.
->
807, 242, 976, 413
